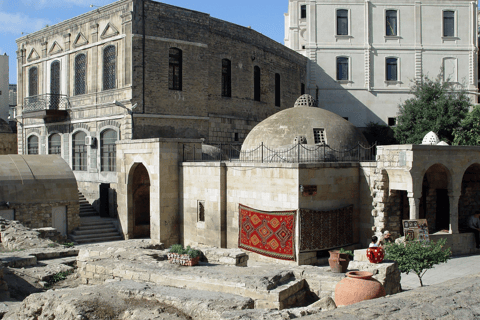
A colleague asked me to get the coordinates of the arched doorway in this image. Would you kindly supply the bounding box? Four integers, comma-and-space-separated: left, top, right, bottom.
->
130, 163, 150, 238
421, 164, 451, 233
459, 164, 480, 229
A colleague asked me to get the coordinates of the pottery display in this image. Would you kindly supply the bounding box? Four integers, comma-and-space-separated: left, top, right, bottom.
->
366, 246, 385, 264
328, 250, 350, 273
334, 271, 386, 306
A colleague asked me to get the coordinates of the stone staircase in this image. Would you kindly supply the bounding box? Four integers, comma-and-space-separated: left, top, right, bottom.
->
79, 192, 98, 217
70, 216, 123, 244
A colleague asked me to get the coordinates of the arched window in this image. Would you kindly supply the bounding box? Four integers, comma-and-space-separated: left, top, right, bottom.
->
386, 58, 398, 81
27, 135, 39, 154
275, 73, 281, 107
29, 67, 38, 97
48, 134, 61, 155
254, 66, 261, 101
337, 9, 349, 35
336, 57, 349, 81
72, 131, 87, 171
75, 54, 86, 95
169, 48, 182, 90
101, 129, 117, 172
103, 46, 116, 90
221, 59, 231, 97
50, 61, 61, 109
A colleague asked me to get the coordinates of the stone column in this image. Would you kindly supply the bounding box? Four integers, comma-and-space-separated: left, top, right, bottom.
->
448, 191, 460, 234
408, 192, 421, 219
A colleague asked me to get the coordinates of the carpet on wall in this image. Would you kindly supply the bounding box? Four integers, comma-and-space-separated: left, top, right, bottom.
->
238, 204, 296, 261
299, 205, 354, 252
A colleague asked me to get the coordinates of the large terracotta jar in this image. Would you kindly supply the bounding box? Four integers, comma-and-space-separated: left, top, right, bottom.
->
334, 271, 386, 306
366, 246, 385, 264
328, 250, 350, 273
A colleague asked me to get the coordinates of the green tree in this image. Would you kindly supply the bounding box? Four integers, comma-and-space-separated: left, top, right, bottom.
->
385, 239, 451, 287
453, 105, 480, 145
363, 122, 398, 145
394, 75, 471, 144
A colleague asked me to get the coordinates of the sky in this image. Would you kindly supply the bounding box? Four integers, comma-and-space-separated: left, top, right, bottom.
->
0, 0, 287, 84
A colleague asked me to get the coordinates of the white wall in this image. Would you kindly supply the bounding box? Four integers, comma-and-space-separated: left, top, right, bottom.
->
286, 0, 478, 127
0, 54, 9, 122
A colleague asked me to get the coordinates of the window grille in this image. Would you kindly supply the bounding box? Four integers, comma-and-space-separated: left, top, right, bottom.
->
386, 58, 398, 81
254, 66, 261, 101
101, 129, 117, 172
222, 59, 231, 97
50, 61, 61, 109
313, 128, 326, 144
336, 57, 349, 80
29, 67, 38, 97
275, 73, 281, 107
75, 54, 86, 95
103, 46, 116, 90
48, 133, 61, 155
443, 11, 454, 37
169, 48, 182, 90
72, 131, 87, 171
337, 10, 348, 35
301, 5, 307, 19
28, 135, 39, 154
386, 10, 397, 36
198, 201, 205, 222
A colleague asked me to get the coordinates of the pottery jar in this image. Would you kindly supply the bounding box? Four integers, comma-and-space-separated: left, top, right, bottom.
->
334, 271, 386, 306
366, 246, 385, 264
328, 250, 350, 273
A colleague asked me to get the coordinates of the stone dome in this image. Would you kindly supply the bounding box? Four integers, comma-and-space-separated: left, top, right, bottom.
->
242, 95, 368, 151
422, 132, 440, 145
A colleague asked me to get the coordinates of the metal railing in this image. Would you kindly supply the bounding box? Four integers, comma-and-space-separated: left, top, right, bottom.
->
24, 94, 69, 112
183, 142, 377, 163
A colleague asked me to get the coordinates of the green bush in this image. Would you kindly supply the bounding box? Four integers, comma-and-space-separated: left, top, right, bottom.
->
385, 239, 451, 287
169, 244, 201, 258
338, 248, 354, 258
169, 244, 185, 254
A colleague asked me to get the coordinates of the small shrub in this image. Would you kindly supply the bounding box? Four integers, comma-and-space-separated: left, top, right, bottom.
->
63, 242, 75, 248
185, 246, 200, 259
47, 270, 73, 287
338, 248, 353, 258
169, 244, 200, 258
169, 244, 185, 254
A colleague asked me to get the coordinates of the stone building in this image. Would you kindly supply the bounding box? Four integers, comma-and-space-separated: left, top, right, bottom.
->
285, 0, 478, 128
0, 155, 80, 235
15, 0, 307, 211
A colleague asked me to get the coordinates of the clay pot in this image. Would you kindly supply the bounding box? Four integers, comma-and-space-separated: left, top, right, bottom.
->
328, 250, 350, 273
335, 271, 386, 306
366, 246, 385, 264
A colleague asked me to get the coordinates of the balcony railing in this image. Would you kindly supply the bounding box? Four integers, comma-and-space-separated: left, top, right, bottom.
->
24, 94, 69, 113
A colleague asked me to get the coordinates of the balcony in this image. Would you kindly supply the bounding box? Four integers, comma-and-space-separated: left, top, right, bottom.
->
23, 94, 69, 120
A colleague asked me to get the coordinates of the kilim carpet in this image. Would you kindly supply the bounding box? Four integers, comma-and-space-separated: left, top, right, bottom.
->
299, 205, 354, 252
238, 204, 296, 261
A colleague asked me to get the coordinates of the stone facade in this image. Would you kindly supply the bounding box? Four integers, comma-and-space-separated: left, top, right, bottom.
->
15, 0, 307, 209
0, 54, 8, 122
0, 133, 17, 155
285, 0, 478, 127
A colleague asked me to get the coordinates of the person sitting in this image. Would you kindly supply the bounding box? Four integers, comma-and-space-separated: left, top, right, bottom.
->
467, 212, 480, 249
369, 235, 379, 247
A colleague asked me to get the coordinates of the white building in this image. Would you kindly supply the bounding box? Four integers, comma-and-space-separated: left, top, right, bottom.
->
0, 54, 8, 122
285, 0, 479, 128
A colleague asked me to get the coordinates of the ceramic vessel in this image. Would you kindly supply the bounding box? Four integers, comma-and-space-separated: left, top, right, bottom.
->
328, 250, 350, 273
334, 271, 386, 306
366, 246, 385, 264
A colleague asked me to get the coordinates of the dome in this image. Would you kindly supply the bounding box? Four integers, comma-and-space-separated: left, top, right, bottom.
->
437, 141, 449, 146
422, 132, 440, 145
242, 95, 368, 152
294, 94, 317, 108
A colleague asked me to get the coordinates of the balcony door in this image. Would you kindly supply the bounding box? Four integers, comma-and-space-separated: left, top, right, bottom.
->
50, 61, 60, 109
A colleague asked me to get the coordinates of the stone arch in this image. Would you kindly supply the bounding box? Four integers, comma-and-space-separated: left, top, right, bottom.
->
127, 163, 151, 238
458, 163, 480, 229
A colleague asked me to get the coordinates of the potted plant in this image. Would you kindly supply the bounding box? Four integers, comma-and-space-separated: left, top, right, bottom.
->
328, 248, 353, 273
168, 244, 201, 266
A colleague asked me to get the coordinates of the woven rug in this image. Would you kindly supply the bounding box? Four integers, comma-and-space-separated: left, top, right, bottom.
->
238, 204, 296, 261
299, 205, 354, 252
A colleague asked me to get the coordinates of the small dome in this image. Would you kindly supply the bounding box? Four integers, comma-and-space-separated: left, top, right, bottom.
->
294, 94, 317, 108
437, 141, 449, 146
422, 132, 440, 145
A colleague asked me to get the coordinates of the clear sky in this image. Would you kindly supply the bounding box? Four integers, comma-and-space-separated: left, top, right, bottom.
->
0, 0, 287, 84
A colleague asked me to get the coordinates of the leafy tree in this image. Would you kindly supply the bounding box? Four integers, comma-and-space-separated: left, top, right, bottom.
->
363, 122, 398, 145
385, 239, 451, 287
453, 105, 480, 145
394, 75, 471, 144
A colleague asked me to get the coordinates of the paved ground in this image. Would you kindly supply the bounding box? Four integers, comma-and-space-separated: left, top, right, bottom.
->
401, 253, 480, 290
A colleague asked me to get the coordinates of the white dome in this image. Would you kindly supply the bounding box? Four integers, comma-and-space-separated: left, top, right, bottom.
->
437, 141, 449, 146
422, 132, 440, 145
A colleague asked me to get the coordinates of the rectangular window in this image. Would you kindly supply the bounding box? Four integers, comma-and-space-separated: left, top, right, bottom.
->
313, 128, 326, 144
197, 201, 205, 222
386, 58, 398, 81
222, 59, 231, 97
234, 132, 239, 142
337, 9, 348, 35
386, 10, 397, 36
301, 5, 307, 19
254, 66, 261, 101
169, 48, 182, 91
388, 117, 396, 126
336, 57, 349, 81
443, 11, 454, 37
301, 83, 305, 95
275, 73, 281, 107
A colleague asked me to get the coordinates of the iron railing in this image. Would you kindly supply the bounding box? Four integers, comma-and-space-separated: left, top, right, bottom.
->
24, 94, 69, 112
183, 142, 377, 163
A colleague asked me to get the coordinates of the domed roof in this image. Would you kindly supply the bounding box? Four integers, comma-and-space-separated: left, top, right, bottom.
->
422, 132, 440, 145
242, 95, 368, 151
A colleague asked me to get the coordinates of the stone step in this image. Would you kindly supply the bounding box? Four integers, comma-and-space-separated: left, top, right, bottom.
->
79, 220, 115, 227
74, 235, 124, 244
77, 223, 116, 230
70, 232, 121, 241
73, 227, 118, 235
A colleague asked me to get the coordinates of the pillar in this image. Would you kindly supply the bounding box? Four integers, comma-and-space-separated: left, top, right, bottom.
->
408, 192, 421, 219
448, 191, 460, 234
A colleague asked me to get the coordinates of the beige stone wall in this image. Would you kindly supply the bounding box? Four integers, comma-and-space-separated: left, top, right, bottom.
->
0, 133, 17, 154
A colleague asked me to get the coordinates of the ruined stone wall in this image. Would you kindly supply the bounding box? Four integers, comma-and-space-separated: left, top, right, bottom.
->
0, 133, 17, 155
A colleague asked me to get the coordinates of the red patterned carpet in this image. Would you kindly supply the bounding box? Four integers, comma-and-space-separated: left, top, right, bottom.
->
238, 204, 296, 261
